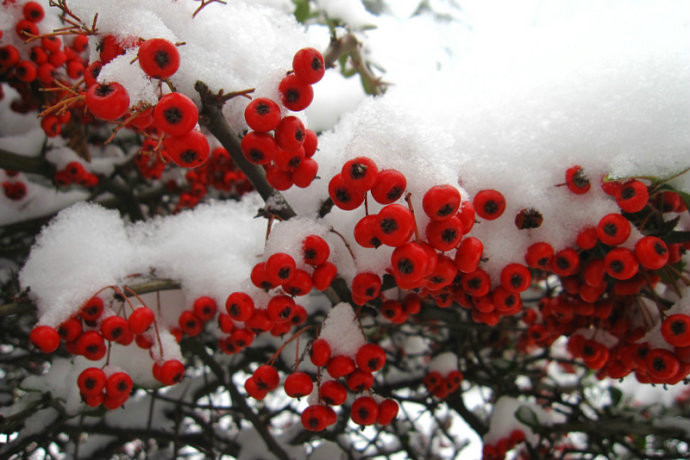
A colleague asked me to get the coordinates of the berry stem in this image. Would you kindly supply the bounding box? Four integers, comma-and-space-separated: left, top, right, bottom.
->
266, 325, 314, 367
329, 227, 356, 263
404, 193, 421, 243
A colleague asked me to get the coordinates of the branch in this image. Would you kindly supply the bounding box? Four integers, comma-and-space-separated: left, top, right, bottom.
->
0, 148, 56, 176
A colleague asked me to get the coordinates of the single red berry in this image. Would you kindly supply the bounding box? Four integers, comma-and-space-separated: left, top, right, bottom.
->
500, 263, 531, 293
380, 299, 406, 323
426, 255, 457, 291
473, 189, 506, 220
302, 129, 318, 157
371, 168, 406, 204
446, 370, 464, 391
0, 45, 21, 68
565, 165, 591, 194
425, 215, 463, 251
99, 315, 130, 342
310, 338, 331, 367
524, 241, 554, 269
351, 272, 382, 305
42, 36, 62, 53
661, 314, 690, 347
615, 180, 648, 213
284, 371, 313, 398
301, 404, 329, 431
423, 185, 461, 220
274, 116, 305, 151
391, 242, 431, 283
105, 371, 132, 398
138, 38, 179, 79
80, 297, 104, 322
346, 368, 375, 392
15, 19, 39, 39
290, 304, 307, 326
356, 343, 386, 373
72, 34, 89, 52
292, 47, 325, 84
351, 396, 378, 426
265, 164, 294, 190
457, 201, 476, 234
424, 371, 443, 391
84, 61, 102, 87
375, 204, 415, 247
461, 269, 491, 297
583, 258, 607, 287
596, 213, 631, 246
178, 310, 203, 336
282, 269, 313, 296
377, 398, 399, 425
58, 317, 83, 342
312, 261, 337, 290
550, 248, 581, 276
354, 215, 382, 248
218, 313, 235, 333
23, 2, 45, 22
402, 292, 422, 315
128, 306, 155, 334
492, 286, 522, 315
576, 226, 598, 250
15, 60, 38, 82
634, 235, 669, 270
78, 367, 106, 396
230, 328, 255, 348
240, 131, 276, 165
77, 330, 107, 360
246, 308, 274, 333
165, 129, 210, 168
85, 82, 130, 121
646, 348, 680, 382
327, 355, 356, 378
29, 325, 60, 353
154, 92, 198, 136
279, 74, 314, 111
253, 365, 280, 391
244, 376, 268, 400
604, 247, 639, 280
319, 379, 347, 405
292, 157, 318, 188
193, 296, 217, 322
250, 263, 274, 291
341, 156, 379, 193
273, 146, 305, 171
135, 333, 154, 349
244, 97, 281, 132
265, 252, 296, 286
267, 294, 295, 322
302, 235, 330, 266
328, 173, 366, 210
155, 359, 186, 385
454, 236, 483, 273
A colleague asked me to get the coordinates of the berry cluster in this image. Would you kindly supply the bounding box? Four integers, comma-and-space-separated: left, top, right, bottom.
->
241, 48, 324, 191
2, 169, 26, 200
54, 161, 99, 188
482, 429, 526, 460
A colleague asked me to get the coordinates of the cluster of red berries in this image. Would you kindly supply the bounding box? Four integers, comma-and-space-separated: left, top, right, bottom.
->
422, 368, 464, 399
2, 169, 26, 200
54, 161, 99, 188
482, 429, 526, 460
28, 290, 187, 409
241, 47, 324, 191
516, 167, 690, 384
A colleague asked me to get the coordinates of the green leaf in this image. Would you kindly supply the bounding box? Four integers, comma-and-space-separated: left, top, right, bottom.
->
293, 0, 310, 23
608, 386, 623, 407
514, 405, 540, 429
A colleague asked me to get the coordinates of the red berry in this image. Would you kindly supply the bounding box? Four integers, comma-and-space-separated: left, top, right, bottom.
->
346, 369, 374, 392
246, 308, 274, 333
565, 165, 591, 194
274, 116, 305, 151
292, 157, 318, 188
604, 247, 639, 280
284, 371, 313, 398
85, 82, 130, 121
244, 97, 281, 132
230, 328, 255, 348
240, 131, 276, 165
23, 2, 45, 22
596, 213, 631, 246
351, 396, 378, 426
425, 215, 463, 251
351, 272, 382, 305
327, 355, 355, 378
661, 314, 690, 347
267, 294, 295, 322
78, 367, 106, 396
301, 404, 329, 431
265, 164, 294, 190
646, 348, 679, 382
154, 92, 198, 136
105, 371, 132, 398
128, 306, 155, 334
341, 156, 378, 193
457, 201, 475, 234
302, 235, 330, 266
155, 359, 185, 385
473, 189, 506, 220
282, 269, 313, 296
165, 129, 210, 168
634, 236, 669, 270
312, 261, 337, 291
423, 185, 461, 220
550, 248, 581, 276
138, 38, 180, 79
461, 269, 491, 297
250, 262, 275, 291
375, 204, 415, 247
99, 315, 130, 342
292, 47, 325, 84
354, 215, 382, 248
500, 263, 531, 293
615, 180, 648, 213
310, 338, 331, 367
576, 226, 599, 250
16, 60, 37, 82
279, 74, 313, 111
454, 236, 483, 273
29, 325, 60, 353
178, 310, 203, 336
371, 169, 406, 204
302, 129, 318, 157
192, 296, 217, 322
492, 286, 522, 315
328, 173, 366, 210
402, 292, 422, 315
377, 398, 399, 425
273, 146, 305, 171
356, 343, 386, 373
58, 317, 83, 342
253, 365, 280, 391
244, 376, 268, 400
15, 19, 39, 40
524, 241, 554, 269
265, 252, 296, 285
77, 330, 107, 360
391, 242, 431, 283
381, 299, 406, 323
319, 379, 347, 405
